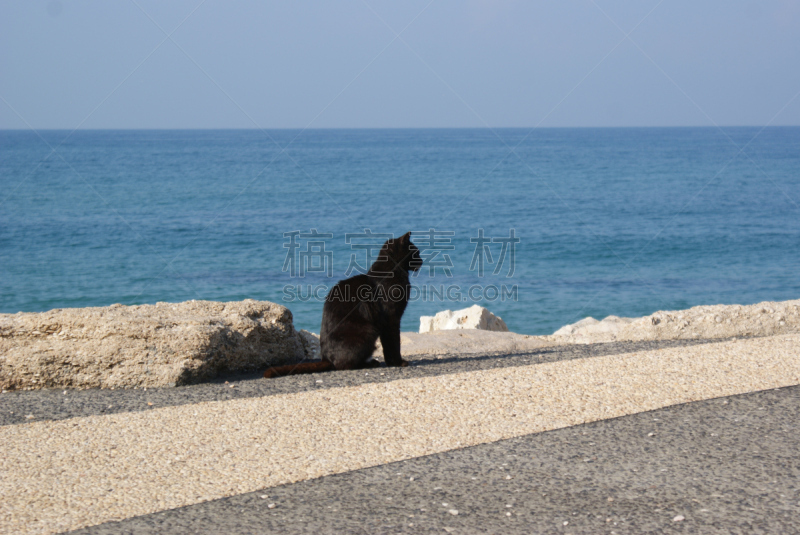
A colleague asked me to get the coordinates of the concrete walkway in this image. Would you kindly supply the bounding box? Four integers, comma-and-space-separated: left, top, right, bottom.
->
73, 385, 800, 534
1, 335, 799, 534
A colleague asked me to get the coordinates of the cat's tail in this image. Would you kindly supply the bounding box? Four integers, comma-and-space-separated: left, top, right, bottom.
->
263, 360, 335, 378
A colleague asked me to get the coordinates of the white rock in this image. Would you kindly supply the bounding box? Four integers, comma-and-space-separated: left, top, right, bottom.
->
419, 305, 508, 333
553, 316, 598, 336
553, 315, 634, 337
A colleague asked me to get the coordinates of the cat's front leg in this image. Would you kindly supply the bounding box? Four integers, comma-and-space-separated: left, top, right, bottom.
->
363, 357, 382, 369
379, 327, 407, 367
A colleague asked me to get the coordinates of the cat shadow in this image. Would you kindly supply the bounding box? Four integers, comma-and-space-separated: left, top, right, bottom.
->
402, 347, 561, 368
207, 347, 562, 385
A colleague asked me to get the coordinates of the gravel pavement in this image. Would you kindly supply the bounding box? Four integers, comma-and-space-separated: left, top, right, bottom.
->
1, 338, 717, 426
71, 385, 800, 534
1, 335, 799, 534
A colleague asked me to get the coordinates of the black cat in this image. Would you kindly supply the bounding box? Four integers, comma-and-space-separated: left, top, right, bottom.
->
264, 232, 422, 378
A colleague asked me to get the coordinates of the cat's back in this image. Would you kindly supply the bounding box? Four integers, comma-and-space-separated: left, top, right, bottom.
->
321, 273, 378, 349
322, 273, 373, 321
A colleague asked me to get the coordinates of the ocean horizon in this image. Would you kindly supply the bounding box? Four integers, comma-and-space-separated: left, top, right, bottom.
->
2, 126, 799, 335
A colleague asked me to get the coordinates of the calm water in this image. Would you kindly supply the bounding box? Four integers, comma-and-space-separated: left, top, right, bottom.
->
1, 128, 798, 335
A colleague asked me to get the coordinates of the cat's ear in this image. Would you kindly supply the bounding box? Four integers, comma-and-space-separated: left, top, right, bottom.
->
400, 232, 411, 243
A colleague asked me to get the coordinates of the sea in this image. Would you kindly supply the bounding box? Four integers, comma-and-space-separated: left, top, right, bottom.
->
1, 127, 798, 335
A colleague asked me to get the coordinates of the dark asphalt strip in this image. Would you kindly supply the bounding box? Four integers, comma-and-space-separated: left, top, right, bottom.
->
69, 384, 800, 535
0, 338, 722, 426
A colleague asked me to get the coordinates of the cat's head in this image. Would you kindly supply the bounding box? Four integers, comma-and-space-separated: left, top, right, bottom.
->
389, 232, 422, 273
371, 232, 422, 276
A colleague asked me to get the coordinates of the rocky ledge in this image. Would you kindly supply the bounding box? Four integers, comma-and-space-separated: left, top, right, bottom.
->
551, 298, 800, 344
0, 300, 312, 391
370, 299, 800, 358
4, 298, 799, 391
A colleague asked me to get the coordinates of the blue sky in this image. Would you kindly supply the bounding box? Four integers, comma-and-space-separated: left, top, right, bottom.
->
1, 0, 799, 129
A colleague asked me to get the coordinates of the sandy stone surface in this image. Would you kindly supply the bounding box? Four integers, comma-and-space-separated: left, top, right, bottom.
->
375, 329, 547, 357
378, 298, 800, 357
551, 298, 800, 343
2, 334, 799, 534
0, 300, 306, 391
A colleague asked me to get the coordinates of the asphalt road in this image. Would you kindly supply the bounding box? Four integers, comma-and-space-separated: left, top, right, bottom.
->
66, 384, 800, 535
